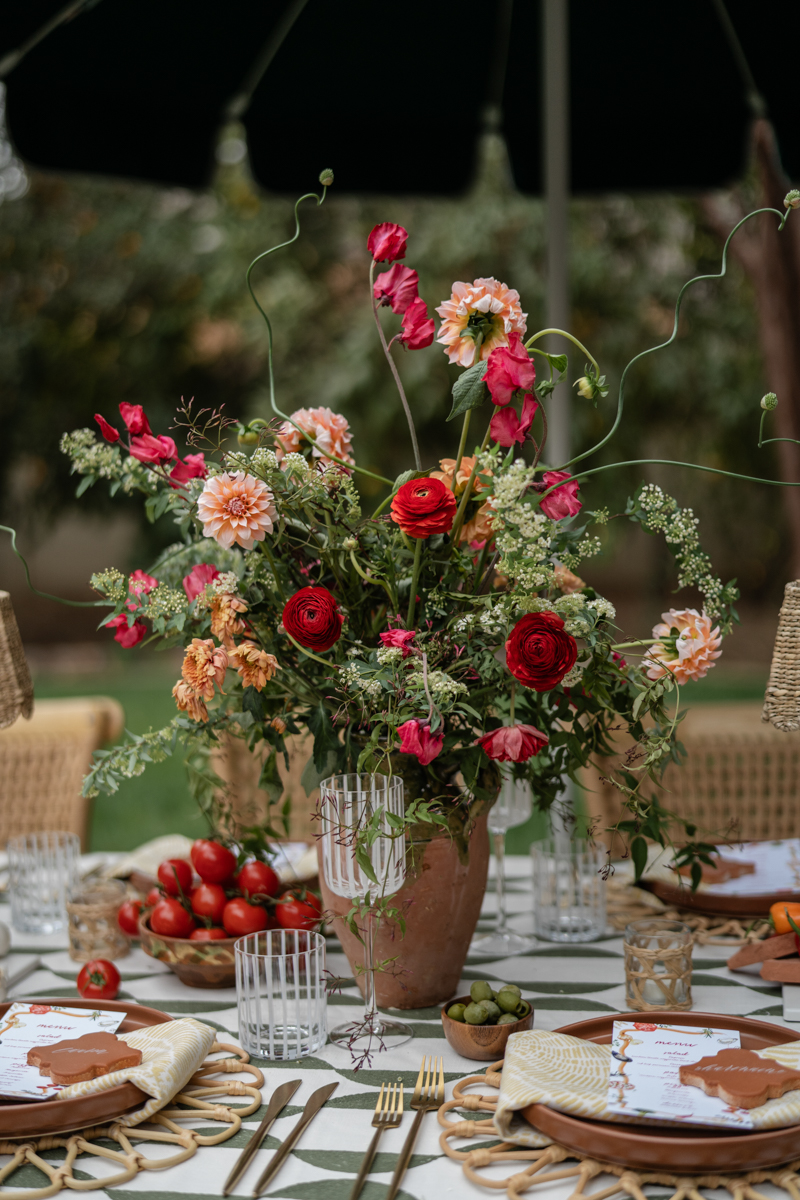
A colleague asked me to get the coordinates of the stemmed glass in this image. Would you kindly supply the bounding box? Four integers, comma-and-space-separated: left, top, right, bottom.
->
319, 772, 413, 1054
471, 770, 535, 957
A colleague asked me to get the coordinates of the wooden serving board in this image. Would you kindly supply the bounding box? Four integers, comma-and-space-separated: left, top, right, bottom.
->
521, 1011, 800, 1172
0, 998, 171, 1137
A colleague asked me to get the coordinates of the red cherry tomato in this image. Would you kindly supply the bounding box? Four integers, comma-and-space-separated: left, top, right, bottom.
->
77, 959, 120, 1000
191, 839, 237, 884
117, 899, 143, 936
275, 892, 323, 931
235, 860, 280, 901
190, 883, 227, 926
145, 887, 161, 908
222, 898, 269, 937
150, 897, 196, 939
157, 858, 193, 897
190, 927, 230, 941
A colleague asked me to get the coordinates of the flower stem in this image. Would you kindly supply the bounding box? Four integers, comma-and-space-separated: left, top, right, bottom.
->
509, 682, 516, 725
449, 426, 493, 550
284, 630, 338, 669
407, 537, 423, 628
369, 261, 422, 472
525, 327, 600, 375
452, 334, 483, 487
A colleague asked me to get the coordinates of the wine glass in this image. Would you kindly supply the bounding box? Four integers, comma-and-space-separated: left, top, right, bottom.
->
319, 772, 413, 1054
471, 770, 535, 957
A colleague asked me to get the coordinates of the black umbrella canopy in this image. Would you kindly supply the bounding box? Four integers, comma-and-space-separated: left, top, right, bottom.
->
2, 0, 799, 194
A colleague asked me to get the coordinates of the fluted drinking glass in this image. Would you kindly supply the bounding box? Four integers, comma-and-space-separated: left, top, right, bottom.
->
471, 771, 535, 957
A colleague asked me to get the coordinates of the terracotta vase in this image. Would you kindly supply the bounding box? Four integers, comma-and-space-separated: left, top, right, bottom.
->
318, 813, 490, 1009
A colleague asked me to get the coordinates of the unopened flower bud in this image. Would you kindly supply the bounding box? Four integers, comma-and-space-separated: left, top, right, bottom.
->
784, 189, 800, 210
761, 392, 778, 411
319, 168, 334, 187
576, 377, 593, 399
270, 716, 287, 735
237, 423, 260, 449
342, 536, 358, 551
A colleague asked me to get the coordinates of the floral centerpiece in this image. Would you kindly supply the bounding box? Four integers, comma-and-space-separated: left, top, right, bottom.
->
52, 178, 799, 979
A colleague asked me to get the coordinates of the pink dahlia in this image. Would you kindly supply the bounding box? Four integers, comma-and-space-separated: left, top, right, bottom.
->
645, 608, 722, 686
477, 724, 549, 763
435, 278, 527, 367
275, 406, 354, 468
197, 472, 277, 550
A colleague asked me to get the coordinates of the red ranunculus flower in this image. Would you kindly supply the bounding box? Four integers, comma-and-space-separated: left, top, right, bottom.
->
373, 264, 419, 314
118, 402, 151, 435
539, 470, 582, 520
397, 719, 444, 766
398, 297, 435, 350
379, 629, 416, 658
95, 414, 120, 443
129, 433, 177, 463
485, 333, 536, 406
170, 452, 207, 486
390, 477, 457, 539
367, 222, 408, 263
107, 614, 147, 648
477, 723, 549, 763
283, 586, 343, 652
489, 393, 538, 446
506, 611, 577, 692
183, 562, 220, 602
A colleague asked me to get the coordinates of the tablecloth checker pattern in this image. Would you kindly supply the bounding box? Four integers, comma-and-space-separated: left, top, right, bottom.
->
0, 855, 793, 1200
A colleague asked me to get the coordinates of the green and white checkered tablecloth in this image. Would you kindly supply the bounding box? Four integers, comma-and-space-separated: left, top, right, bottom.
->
1, 854, 793, 1199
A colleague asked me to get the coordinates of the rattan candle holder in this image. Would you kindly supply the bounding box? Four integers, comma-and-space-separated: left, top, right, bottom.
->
67, 880, 128, 962
624, 917, 692, 1011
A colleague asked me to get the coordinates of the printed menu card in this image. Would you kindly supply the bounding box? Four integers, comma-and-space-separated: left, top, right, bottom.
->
0, 1002, 124, 1100
607, 1020, 753, 1128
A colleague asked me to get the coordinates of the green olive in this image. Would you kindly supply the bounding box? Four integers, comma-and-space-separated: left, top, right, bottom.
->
497, 1012, 519, 1025
463, 1002, 489, 1025
503, 984, 521, 997
482, 1000, 501, 1022
447, 1003, 467, 1022
497, 987, 521, 1013
515, 1000, 531, 1018
470, 980, 494, 1004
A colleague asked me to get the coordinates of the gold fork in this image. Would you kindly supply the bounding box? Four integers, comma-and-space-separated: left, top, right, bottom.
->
348, 1081, 404, 1200
385, 1057, 444, 1200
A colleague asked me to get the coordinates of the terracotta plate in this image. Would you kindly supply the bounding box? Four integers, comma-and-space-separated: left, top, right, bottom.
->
640, 877, 797, 918
520, 1011, 800, 1171
0, 998, 172, 1137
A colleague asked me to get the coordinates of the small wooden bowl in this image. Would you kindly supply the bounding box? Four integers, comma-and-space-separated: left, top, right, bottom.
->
441, 994, 534, 1061
138, 913, 237, 988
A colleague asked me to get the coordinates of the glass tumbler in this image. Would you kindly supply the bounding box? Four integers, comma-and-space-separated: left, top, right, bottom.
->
531, 836, 607, 942
8, 831, 81, 934
624, 918, 693, 1011
236, 929, 327, 1060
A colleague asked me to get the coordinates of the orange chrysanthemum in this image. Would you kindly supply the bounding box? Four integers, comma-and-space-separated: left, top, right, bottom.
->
172, 680, 209, 723
197, 472, 277, 550
429, 456, 490, 496
229, 641, 280, 691
209, 593, 248, 642
181, 638, 228, 700
554, 565, 586, 595
276, 406, 354, 467
645, 608, 722, 686
435, 278, 527, 367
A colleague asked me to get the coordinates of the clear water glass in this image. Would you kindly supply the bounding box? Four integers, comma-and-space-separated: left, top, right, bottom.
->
236, 929, 327, 1060
471, 772, 535, 957
8, 831, 81, 934
531, 836, 607, 942
320, 772, 412, 1053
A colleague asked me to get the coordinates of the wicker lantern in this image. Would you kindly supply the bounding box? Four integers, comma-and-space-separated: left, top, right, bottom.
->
762, 580, 800, 731
0, 591, 33, 731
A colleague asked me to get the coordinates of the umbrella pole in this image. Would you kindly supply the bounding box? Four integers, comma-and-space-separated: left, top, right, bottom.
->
543, 0, 571, 468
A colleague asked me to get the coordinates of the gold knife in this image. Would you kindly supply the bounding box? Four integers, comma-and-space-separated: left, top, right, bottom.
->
221, 1077, 302, 1196
252, 1081, 339, 1197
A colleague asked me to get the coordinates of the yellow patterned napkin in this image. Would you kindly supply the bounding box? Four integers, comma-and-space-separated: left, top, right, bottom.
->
494, 1030, 800, 1147
55, 1018, 216, 1126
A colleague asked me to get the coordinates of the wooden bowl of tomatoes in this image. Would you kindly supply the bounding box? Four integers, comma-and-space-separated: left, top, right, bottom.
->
136, 838, 324, 988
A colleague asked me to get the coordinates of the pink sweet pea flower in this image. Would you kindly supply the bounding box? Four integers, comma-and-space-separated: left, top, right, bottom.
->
489, 393, 538, 446
539, 470, 582, 520
170, 452, 207, 486
367, 222, 408, 263
107, 614, 147, 648
183, 562, 220, 602
485, 333, 536, 406
373, 264, 419, 315
398, 297, 435, 350
397, 718, 444, 766
118, 403, 151, 436
129, 433, 177, 463
128, 569, 158, 597
477, 723, 549, 763
379, 629, 416, 658
94, 414, 120, 443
